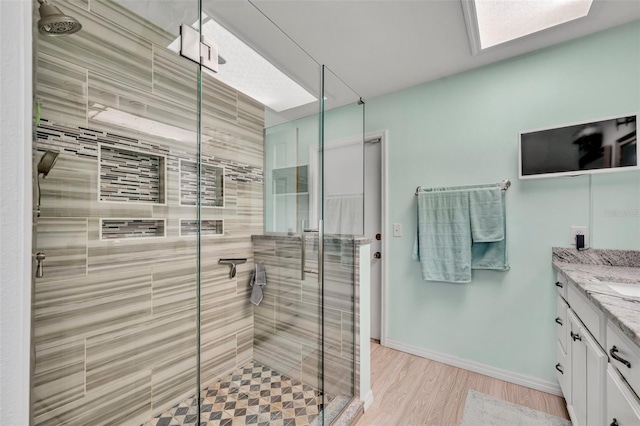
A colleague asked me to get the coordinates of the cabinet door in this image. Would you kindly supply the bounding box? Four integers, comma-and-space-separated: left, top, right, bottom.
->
557, 295, 569, 353
583, 324, 606, 425
607, 365, 640, 426
569, 311, 587, 425
556, 340, 570, 398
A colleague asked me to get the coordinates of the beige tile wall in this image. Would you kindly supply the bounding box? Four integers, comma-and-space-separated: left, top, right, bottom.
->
33, 1, 263, 424
252, 236, 357, 400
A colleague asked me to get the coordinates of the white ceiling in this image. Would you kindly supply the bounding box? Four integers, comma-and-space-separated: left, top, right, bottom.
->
118, 0, 640, 124
248, 0, 639, 100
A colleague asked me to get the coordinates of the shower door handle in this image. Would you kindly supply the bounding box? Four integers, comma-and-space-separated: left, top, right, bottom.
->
318, 220, 323, 286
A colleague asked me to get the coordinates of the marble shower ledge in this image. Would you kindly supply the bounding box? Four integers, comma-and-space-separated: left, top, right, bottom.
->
552, 247, 640, 347
252, 234, 371, 245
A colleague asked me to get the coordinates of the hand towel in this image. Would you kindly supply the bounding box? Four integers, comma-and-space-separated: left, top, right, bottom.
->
469, 187, 504, 242
250, 262, 267, 306
412, 191, 473, 283
470, 189, 509, 271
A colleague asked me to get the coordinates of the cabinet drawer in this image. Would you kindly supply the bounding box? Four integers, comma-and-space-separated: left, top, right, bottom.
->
555, 272, 568, 300
607, 323, 640, 397
557, 295, 569, 353
568, 283, 604, 346
556, 340, 570, 400
607, 365, 640, 426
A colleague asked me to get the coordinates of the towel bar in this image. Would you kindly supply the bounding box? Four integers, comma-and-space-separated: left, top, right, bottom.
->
218, 258, 247, 279
415, 180, 511, 196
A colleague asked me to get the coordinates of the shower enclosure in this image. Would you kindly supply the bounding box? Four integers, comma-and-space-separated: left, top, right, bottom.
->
30, 1, 364, 425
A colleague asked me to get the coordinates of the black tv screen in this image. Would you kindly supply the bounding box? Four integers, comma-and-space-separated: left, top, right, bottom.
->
519, 114, 638, 179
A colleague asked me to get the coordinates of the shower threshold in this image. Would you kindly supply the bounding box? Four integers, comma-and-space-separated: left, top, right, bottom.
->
143, 361, 332, 426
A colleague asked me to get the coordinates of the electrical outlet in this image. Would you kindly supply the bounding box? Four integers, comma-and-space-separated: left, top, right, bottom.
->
570, 226, 589, 247
393, 223, 403, 237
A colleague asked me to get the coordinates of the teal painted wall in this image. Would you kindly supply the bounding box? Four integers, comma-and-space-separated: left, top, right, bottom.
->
363, 21, 640, 383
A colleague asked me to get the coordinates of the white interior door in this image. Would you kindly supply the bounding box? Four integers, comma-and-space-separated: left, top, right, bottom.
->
365, 139, 382, 340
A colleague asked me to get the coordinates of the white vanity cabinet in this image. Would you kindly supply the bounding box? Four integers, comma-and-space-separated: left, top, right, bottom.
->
566, 309, 607, 425
554, 272, 640, 426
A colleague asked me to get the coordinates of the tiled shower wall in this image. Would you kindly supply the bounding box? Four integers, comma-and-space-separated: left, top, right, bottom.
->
33, 1, 263, 424
251, 235, 358, 400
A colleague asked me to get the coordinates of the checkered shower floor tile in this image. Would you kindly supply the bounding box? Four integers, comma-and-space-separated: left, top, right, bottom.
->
143, 361, 331, 426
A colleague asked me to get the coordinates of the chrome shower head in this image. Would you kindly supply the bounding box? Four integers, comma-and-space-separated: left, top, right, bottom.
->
37, 0, 82, 36
37, 151, 59, 178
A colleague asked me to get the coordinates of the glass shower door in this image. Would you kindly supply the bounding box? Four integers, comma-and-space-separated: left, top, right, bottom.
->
318, 66, 365, 423
31, 1, 202, 424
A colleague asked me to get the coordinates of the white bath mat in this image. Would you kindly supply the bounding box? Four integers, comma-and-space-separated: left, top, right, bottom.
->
461, 389, 571, 426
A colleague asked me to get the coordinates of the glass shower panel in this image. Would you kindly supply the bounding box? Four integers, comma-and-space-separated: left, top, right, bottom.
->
319, 66, 365, 423
31, 1, 201, 424
196, 1, 326, 424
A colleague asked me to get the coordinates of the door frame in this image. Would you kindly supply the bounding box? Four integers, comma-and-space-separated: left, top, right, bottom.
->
309, 129, 389, 345
365, 130, 389, 346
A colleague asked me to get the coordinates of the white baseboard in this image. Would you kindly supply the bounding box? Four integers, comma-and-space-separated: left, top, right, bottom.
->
385, 339, 562, 397
362, 389, 375, 411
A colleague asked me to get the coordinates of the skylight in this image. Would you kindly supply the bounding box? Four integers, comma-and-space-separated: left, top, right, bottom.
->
464, 0, 593, 52
168, 16, 316, 112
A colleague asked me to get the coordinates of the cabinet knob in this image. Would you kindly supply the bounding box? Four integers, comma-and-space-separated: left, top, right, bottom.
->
610, 419, 618, 426
555, 281, 563, 288
610, 346, 631, 368
555, 317, 563, 326
571, 332, 582, 342
555, 363, 563, 374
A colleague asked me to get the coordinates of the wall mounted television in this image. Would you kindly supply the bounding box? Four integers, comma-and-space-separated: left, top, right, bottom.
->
519, 114, 638, 179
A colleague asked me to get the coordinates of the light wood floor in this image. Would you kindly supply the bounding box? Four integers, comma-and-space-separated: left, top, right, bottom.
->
356, 342, 569, 426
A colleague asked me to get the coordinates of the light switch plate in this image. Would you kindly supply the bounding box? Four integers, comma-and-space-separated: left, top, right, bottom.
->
393, 223, 402, 237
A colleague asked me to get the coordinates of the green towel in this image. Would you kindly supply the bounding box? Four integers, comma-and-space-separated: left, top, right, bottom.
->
413, 187, 509, 283
470, 188, 509, 270
412, 191, 472, 283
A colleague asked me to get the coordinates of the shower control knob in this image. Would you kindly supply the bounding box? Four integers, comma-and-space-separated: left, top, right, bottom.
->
35, 252, 46, 278
374, 252, 381, 259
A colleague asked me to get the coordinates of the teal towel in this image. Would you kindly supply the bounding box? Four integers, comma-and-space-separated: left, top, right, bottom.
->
469, 188, 504, 242
412, 191, 472, 283
471, 189, 509, 271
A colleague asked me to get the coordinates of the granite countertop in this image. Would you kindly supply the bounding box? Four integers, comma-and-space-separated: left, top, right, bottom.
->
552, 248, 640, 348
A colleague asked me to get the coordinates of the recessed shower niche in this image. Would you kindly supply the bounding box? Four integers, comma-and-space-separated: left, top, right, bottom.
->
100, 218, 166, 240
180, 159, 224, 207
179, 219, 224, 237
99, 144, 167, 204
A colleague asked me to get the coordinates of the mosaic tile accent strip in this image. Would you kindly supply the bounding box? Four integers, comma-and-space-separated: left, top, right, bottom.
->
180, 219, 224, 237
36, 120, 263, 184
180, 160, 224, 207
101, 219, 165, 239
143, 361, 331, 426
100, 145, 165, 203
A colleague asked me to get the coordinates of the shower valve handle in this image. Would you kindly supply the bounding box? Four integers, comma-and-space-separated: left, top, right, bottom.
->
35, 252, 46, 278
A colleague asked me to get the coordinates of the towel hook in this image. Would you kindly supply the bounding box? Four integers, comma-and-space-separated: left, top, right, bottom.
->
218, 258, 247, 279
